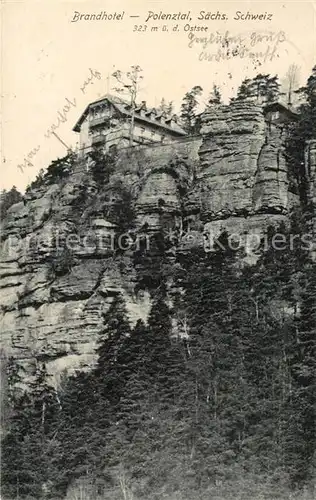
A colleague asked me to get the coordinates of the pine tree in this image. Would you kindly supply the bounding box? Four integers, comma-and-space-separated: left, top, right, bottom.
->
157, 97, 168, 114
0, 186, 23, 221
166, 100, 174, 115
157, 98, 174, 116
1, 391, 33, 499
56, 370, 100, 495
45, 152, 75, 183
233, 74, 282, 104
119, 318, 148, 379
145, 286, 185, 394
248, 74, 282, 103
108, 318, 152, 445
296, 65, 316, 107
286, 261, 316, 485
208, 84, 222, 105
234, 78, 253, 101
265, 75, 282, 103
95, 293, 131, 389
239, 223, 314, 480
176, 236, 248, 485
2, 362, 61, 499
75, 293, 133, 484
180, 85, 203, 134
109, 297, 187, 492
3, 356, 24, 417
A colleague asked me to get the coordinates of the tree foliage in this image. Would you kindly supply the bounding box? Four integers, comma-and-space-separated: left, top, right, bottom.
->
0, 186, 23, 221
25, 152, 77, 193
3, 215, 316, 498
157, 97, 174, 115
180, 85, 203, 134
208, 84, 222, 105
233, 74, 282, 103
89, 148, 116, 185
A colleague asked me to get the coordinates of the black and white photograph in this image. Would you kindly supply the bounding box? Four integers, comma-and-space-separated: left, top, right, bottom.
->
1, 1, 316, 498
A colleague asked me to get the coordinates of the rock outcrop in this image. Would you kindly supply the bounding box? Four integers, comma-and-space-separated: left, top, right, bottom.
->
0, 101, 308, 383
185, 102, 298, 241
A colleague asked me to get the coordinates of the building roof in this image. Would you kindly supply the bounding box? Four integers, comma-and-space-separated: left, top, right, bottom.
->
73, 94, 186, 136
263, 101, 300, 119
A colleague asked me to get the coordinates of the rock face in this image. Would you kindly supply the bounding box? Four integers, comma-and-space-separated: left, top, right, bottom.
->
187, 102, 298, 237
305, 139, 316, 208
0, 102, 306, 383
198, 102, 266, 218
176, 101, 303, 256
304, 139, 316, 257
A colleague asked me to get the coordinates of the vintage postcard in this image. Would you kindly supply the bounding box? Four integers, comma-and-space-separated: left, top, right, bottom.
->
1, 0, 316, 499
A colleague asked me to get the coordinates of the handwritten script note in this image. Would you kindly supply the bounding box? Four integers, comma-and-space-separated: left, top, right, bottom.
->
188, 30, 286, 65
17, 68, 101, 173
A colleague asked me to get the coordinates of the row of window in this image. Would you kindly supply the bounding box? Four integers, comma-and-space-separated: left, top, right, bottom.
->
138, 126, 166, 141
88, 126, 167, 143
89, 107, 111, 121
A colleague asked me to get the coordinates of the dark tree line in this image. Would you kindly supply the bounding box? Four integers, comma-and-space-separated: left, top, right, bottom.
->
2, 219, 315, 499
232, 74, 282, 103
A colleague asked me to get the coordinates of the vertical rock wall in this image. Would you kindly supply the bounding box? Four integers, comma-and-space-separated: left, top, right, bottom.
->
189, 101, 299, 240
304, 139, 316, 257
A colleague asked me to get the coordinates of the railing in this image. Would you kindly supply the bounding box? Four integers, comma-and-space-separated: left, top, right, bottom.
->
89, 116, 108, 127
91, 134, 105, 145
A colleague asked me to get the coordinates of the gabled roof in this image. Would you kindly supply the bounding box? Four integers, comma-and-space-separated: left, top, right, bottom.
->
263, 101, 300, 119
73, 94, 186, 136
72, 94, 125, 131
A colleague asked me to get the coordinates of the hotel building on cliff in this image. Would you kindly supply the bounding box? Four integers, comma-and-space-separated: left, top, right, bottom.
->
73, 94, 187, 155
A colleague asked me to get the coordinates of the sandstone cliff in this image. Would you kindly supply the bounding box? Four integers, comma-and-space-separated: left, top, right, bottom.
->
304, 139, 316, 257
0, 102, 305, 383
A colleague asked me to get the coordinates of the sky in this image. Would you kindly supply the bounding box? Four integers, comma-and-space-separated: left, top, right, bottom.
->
1, 0, 316, 191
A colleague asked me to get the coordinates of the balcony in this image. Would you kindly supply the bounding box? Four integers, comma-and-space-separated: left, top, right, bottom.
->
90, 116, 108, 127
91, 134, 105, 145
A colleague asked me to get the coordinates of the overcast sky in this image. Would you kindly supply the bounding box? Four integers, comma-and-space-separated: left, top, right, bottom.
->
2, 0, 316, 191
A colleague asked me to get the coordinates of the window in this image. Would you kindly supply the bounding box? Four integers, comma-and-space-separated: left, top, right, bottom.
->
109, 144, 117, 156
